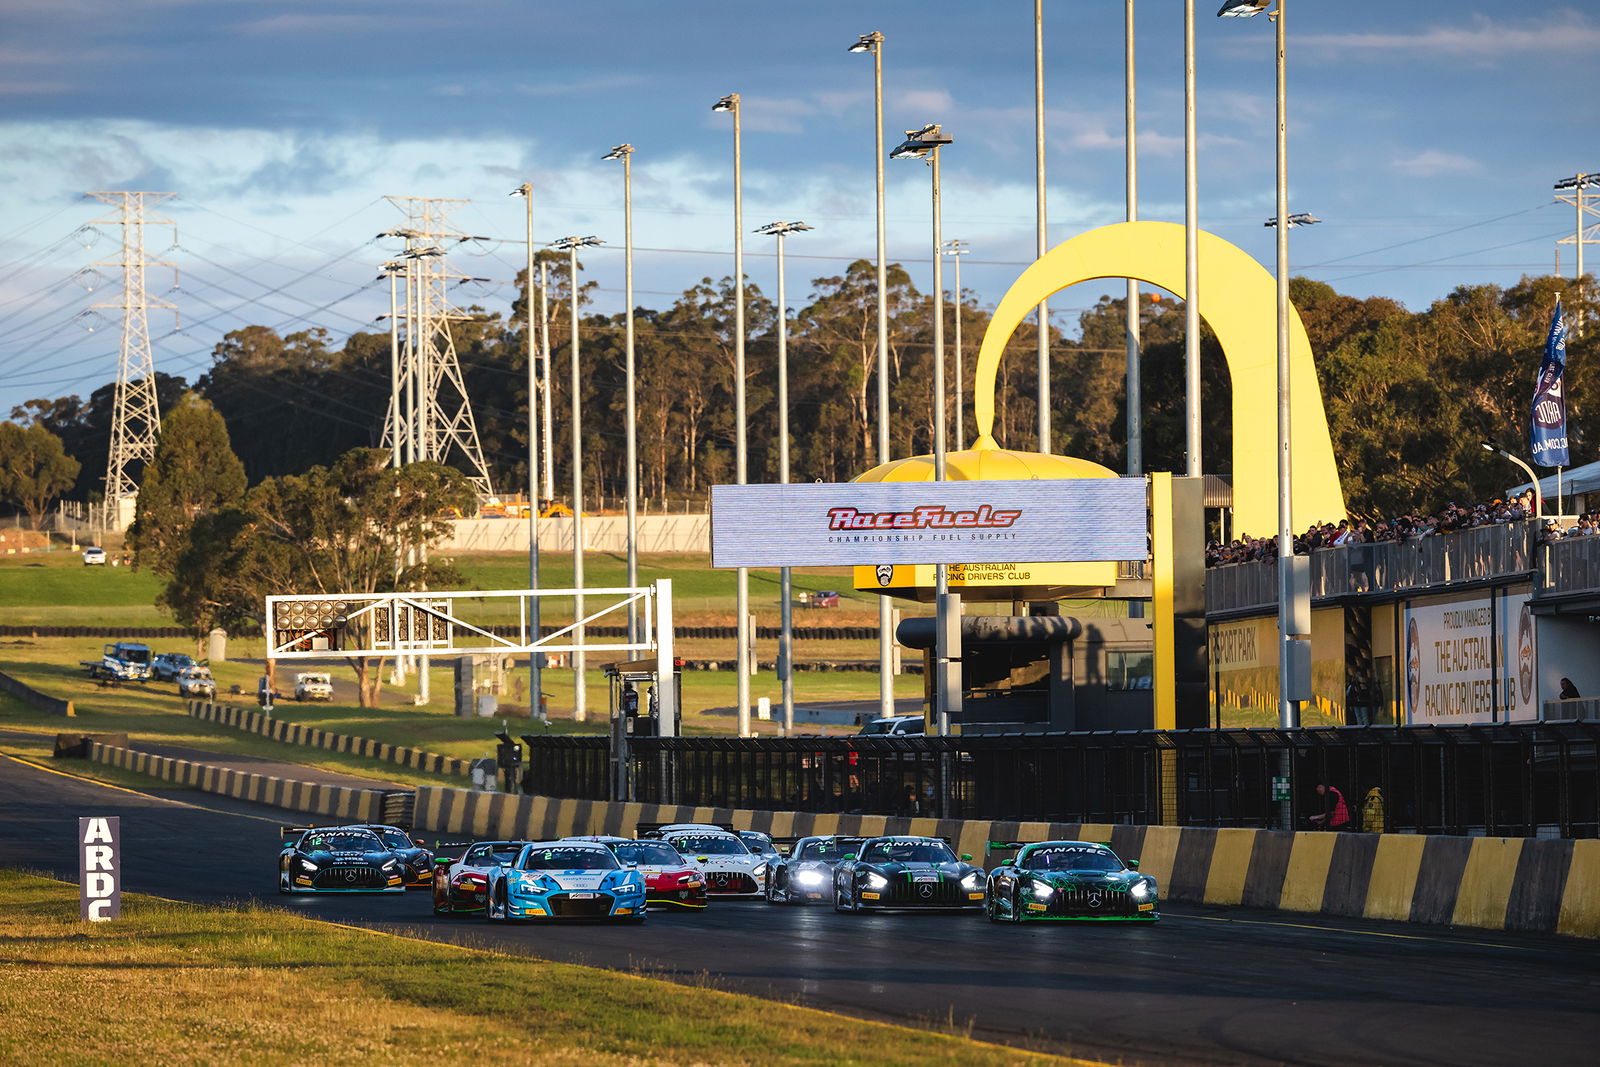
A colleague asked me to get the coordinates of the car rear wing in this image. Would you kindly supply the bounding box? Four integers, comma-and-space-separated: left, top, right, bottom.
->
637, 822, 737, 839
279, 825, 330, 846
985, 840, 1034, 854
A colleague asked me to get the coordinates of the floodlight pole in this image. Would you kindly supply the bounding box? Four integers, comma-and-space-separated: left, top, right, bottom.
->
554, 236, 600, 722
1034, 0, 1051, 452
605, 145, 640, 644
1184, 0, 1202, 479
850, 29, 897, 721
943, 240, 969, 451
515, 185, 543, 720
715, 93, 753, 738
539, 261, 555, 506
1126, 0, 1143, 476
758, 222, 811, 735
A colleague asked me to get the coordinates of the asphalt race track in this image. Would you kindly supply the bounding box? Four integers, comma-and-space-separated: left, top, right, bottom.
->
4, 757, 1596, 1066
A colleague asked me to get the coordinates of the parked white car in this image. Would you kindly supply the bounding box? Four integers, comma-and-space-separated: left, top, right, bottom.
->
82, 547, 106, 566
176, 666, 217, 699
294, 672, 334, 701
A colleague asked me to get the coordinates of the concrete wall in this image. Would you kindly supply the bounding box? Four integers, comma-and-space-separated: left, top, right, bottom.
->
188, 700, 469, 778
87, 742, 386, 822
411, 789, 1600, 939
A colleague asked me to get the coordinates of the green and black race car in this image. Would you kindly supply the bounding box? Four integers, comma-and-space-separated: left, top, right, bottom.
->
984, 840, 1160, 922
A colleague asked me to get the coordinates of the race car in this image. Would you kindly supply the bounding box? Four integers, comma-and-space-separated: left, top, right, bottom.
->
984, 840, 1160, 922
344, 823, 434, 888
567, 835, 707, 910
432, 840, 527, 914
764, 835, 864, 905
278, 825, 408, 893
832, 835, 986, 912
644, 823, 768, 897
484, 840, 647, 921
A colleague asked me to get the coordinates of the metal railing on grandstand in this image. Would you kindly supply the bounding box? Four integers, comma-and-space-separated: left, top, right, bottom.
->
1207, 522, 1538, 615
1540, 535, 1600, 597
521, 721, 1600, 838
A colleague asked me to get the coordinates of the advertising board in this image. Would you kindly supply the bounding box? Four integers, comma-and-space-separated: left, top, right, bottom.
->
710, 479, 1148, 569
1403, 594, 1534, 725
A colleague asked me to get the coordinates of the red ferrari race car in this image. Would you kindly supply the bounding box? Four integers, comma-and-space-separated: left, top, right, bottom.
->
566, 835, 707, 910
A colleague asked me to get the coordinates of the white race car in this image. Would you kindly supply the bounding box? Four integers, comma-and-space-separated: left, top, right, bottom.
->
644, 823, 768, 898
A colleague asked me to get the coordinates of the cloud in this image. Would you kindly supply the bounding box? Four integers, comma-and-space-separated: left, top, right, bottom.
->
1392, 150, 1481, 178
1299, 11, 1600, 59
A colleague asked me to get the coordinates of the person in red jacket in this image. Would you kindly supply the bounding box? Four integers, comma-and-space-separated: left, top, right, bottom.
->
1308, 782, 1351, 830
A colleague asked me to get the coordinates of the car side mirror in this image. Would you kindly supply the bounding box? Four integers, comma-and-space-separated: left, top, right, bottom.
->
1128, 859, 1140, 869
432, 856, 452, 867
960, 854, 973, 862
842, 854, 856, 861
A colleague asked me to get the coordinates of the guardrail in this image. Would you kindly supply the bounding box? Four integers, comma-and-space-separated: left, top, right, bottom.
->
520, 721, 1600, 839
85, 741, 392, 822
0, 667, 74, 716
188, 701, 471, 779
409, 787, 1599, 938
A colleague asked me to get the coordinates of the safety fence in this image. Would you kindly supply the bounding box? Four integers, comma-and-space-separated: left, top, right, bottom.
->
520, 720, 1600, 839
187, 701, 470, 779
409, 787, 1600, 939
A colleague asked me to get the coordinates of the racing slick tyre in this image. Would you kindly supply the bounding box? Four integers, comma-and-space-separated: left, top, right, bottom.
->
833, 886, 854, 913
432, 885, 450, 916
278, 871, 291, 895
1008, 888, 1025, 923
488, 884, 507, 922
985, 891, 1001, 923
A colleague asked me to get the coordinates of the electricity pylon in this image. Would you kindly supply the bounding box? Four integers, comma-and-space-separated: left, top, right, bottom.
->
88, 191, 177, 531
379, 197, 495, 498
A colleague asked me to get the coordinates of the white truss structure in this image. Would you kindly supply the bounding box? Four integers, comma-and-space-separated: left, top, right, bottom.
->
264, 580, 677, 729
89, 191, 177, 530
379, 196, 495, 498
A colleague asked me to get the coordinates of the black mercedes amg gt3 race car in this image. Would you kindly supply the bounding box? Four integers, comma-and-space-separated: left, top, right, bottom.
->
832, 835, 986, 912
278, 825, 408, 893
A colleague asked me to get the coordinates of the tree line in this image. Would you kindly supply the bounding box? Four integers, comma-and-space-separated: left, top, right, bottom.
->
4, 256, 1595, 527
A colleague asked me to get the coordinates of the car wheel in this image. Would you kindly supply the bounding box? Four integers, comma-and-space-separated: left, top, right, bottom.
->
1009, 888, 1026, 923
488, 884, 505, 921
833, 885, 852, 913
432, 881, 450, 916
985, 890, 1001, 923
278, 870, 292, 895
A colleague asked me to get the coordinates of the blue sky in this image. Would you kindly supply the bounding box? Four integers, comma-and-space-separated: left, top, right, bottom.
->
1, 1, 1596, 416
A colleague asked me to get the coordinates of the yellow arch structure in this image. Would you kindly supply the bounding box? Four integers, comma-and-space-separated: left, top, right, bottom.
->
972, 220, 1343, 537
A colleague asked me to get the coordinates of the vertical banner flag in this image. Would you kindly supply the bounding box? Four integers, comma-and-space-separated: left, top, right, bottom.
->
79, 816, 121, 921
1531, 298, 1570, 467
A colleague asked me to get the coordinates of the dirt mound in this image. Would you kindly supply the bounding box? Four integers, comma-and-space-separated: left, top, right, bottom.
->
0, 529, 51, 551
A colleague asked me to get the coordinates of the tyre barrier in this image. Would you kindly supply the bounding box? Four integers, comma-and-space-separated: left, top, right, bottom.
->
409, 789, 1600, 939
0, 625, 192, 638
85, 741, 393, 823
187, 701, 470, 779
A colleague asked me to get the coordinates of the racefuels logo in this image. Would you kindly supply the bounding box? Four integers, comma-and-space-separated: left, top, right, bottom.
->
826, 504, 1021, 532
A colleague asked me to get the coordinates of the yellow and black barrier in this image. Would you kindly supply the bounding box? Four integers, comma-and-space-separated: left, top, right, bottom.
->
86, 741, 387, 823
187, 701, 470, 779
412, 787, 1600, 940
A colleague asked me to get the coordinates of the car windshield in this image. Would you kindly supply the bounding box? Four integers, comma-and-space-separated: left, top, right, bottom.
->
740, 833, 777, 854
611, 842, 682, 866
520, 847, 619, 871
465, 843, 523, 866
862, 839, 956, 864
122, 648, 151, 664
859, 720, 897, 735
165, 654, 194, 666
1023, 846, 1123, 873
795, 837, 864, 862
670, 834, 748, 856
304, 831, 380, 853
370, 828, 413, 849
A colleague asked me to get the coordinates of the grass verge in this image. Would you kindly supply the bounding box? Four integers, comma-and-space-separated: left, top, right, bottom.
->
0, 870, 1072, 1066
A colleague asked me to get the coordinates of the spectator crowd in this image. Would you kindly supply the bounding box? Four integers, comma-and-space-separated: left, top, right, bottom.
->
1207, 489, 1600, 567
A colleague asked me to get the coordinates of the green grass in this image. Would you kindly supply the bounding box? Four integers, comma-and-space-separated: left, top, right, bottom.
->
0, 555, 170, 626
0, 870, 1072, 1066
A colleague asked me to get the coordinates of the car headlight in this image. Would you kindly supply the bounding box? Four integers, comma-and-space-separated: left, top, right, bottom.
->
1028, 879, 1054, 900
751, 863, 767, 877
796, 870, 826, 887
865, 873, 889, 890
961, 872, 983, 891
1130, 881, 1151, 900
381, 860, 400, 871
296, 859, 317, 873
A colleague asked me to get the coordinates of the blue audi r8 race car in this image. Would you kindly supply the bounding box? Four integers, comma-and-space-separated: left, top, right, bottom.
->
484, 840, 648, 921
984, 840, 1160, 922
278, 825, 408, 893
